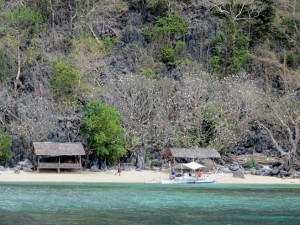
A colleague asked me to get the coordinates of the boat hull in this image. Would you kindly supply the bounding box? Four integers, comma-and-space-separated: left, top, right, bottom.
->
161, 176, 214, 184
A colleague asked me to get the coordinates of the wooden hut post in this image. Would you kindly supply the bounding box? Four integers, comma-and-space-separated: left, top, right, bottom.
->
37, 156, 40, 173
58, 156, 60, 173
79, 155, 82, 173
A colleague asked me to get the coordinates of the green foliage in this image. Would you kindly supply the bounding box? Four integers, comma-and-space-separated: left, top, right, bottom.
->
243, 160, 259, 169
153, 12, 188, 43
0, 51, 8, 81
211, 31, 250, 76
210, 0, 276, 75
246, 0, 276, 43
286, 51, 300, 69
1, 7, 45, 35
51, 61, 81, 99
160, 41, 186, 64
145, 0, 168, 17
160, 44, 176, 64
82, 101, 126, 163
140, 68, 160, 79
0, 130, 13, 163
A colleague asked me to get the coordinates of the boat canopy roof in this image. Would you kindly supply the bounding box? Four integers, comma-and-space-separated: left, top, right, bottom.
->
182, 162, 205, 170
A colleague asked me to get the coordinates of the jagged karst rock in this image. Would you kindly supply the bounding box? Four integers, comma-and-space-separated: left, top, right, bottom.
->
122, 26, 145, 45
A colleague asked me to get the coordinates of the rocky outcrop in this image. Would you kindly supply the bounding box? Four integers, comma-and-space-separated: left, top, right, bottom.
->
232, 169, 245, 178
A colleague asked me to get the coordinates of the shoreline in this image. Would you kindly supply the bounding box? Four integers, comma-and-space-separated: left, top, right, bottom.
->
1, 169, 300, 185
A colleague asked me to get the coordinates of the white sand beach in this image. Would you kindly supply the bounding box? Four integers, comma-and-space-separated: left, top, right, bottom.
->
0, 169, 300, 184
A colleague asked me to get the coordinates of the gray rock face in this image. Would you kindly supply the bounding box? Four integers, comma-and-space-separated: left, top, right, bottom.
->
136, 154, 145, 170
220, 167, 232, 173
261, 169, 272, 176
91, 165, 100, 172
232, 169, 245, 178
0, 166, 7, 171
279, 170, 289, 176
14, 159, 34, 172
272, 161, 282, 168
229, 162, 240, 171
23, 167, 33, 172
271, 168, 280, 175
122, 26, 145, 45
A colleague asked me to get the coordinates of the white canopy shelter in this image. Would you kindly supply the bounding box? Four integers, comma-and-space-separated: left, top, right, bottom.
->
182, 162, 205, 170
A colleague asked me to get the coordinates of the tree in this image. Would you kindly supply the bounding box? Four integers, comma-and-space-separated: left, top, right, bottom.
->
82, 101, 126, 164
257, 91, 300, 171
0, 129, 13, 163
209, 0, 276, 76
0, 6, 45, 92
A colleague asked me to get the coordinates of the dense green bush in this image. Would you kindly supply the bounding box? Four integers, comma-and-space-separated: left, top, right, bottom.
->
211, 31, 250, 76
81, 101, 126, 164
153, 12, 188, 43
0, 130, 13, 163
51, 61, 81, 99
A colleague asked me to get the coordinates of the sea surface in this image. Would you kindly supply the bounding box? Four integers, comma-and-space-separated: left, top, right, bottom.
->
0, 182, 299, 225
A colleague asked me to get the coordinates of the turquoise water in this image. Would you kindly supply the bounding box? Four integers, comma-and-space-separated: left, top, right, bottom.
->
0, 183, 300, 225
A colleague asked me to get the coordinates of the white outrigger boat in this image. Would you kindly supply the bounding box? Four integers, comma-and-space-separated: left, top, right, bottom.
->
161, 176, 215, 184
161, 162, 215, 184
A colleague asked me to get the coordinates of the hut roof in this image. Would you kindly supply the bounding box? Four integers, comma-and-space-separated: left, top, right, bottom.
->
168, 147, 221, 159
33, 142, 85, 156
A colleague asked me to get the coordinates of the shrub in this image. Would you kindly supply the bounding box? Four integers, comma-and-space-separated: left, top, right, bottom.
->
160, 45, 176, 64
160, 41, 186, 64
51, 61, 81, 99
153, 12, 188, 43
243, 160, 259, 169
0, 130, 13, 163
286, 51, 300, 69
81, 101, 126, 164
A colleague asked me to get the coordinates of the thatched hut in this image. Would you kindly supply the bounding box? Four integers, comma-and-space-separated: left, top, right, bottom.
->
167, 147, 221, 160
165, 147, 221, 171
33, 142, 85, 173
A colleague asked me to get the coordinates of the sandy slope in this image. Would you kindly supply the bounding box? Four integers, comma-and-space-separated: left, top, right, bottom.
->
0, 169, 300, 184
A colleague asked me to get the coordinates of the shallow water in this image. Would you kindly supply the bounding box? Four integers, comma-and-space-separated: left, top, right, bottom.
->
0, 183, 299, 225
